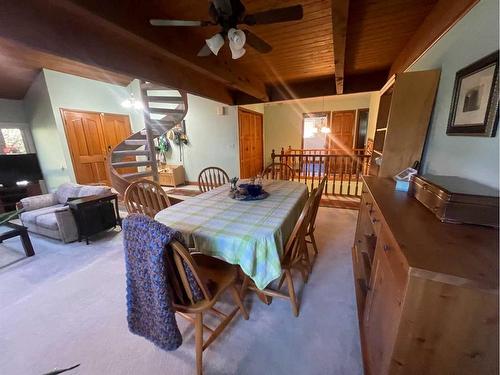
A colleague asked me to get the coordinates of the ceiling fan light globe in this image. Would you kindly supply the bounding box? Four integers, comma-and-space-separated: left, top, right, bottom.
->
205, 33, 224, 55
228, 28, 246, 49
230, 44, 246, 59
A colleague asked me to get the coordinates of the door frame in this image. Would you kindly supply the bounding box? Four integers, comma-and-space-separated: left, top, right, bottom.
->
355, 108, 370, 150
238, 107, 264, 178
60, 108, 133, 184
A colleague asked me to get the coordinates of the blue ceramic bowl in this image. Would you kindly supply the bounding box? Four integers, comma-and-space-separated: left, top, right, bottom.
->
246, 184, 262, 197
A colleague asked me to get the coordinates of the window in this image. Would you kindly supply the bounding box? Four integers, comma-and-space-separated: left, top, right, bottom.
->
0, 128, 27, 154
302, 112, 330, 149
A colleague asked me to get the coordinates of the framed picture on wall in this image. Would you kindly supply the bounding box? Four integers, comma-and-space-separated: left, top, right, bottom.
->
446, 51, 499, 137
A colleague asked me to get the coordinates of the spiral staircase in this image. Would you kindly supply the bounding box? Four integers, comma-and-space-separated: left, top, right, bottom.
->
109, 82, 188, 196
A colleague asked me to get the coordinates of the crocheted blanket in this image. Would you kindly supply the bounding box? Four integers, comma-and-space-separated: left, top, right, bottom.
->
123, 214, 185, 351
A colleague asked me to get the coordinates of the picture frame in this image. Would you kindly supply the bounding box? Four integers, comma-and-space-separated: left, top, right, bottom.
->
446, 51, 499, 137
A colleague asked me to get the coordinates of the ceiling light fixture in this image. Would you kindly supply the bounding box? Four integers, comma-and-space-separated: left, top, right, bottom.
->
121, 93, 144, 110
228, 28, 246, 59
205, 33, 224, 55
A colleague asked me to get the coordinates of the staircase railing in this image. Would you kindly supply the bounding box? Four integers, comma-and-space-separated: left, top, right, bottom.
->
271, 147, 372, 197
108, 83, 188, 196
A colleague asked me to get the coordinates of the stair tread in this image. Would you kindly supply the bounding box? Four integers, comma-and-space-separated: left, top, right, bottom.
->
121, 171, 154, 180
148, 108, 184, 114
113, 150, 151, 155
112, 160, 154, 167
124, 139, 148, 145
146, 96, 184, 103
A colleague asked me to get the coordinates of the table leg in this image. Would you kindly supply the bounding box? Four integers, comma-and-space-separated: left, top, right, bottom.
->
114, 196, 122, 227
20, 230, 35, 257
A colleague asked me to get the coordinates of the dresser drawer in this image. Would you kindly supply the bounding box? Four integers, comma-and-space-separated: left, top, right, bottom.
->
377, 227, 408, 291
360, 190, 382, 236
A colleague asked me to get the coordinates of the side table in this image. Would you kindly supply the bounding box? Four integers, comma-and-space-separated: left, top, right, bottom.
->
68, 193, 121, 245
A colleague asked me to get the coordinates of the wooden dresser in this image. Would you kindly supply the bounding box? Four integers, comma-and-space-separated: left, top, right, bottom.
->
353, 176, 499, 375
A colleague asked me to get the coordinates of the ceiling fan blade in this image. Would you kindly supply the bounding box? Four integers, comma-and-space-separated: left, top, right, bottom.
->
243, 30, 272, 54
243, 5, 304, 25
149, 19, 212, 27
197, 43, 213, 57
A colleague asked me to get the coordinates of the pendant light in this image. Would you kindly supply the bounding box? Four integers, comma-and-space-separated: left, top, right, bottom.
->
320, 96, 331, 134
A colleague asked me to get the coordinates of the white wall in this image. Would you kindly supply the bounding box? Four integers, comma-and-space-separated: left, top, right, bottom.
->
409, 0, 499, 188
24, 73, 70, 191
0, 99, 27, 123
165, 95, 240, 182
263, 92, 376, 164
27, 70, 145, 186
366, 93, 380, 143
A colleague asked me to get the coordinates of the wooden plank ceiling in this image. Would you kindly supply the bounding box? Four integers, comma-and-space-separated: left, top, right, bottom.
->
0, 0, 445, 102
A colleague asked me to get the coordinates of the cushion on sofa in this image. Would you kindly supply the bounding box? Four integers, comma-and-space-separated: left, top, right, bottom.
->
35, 213, 59, 231
20, 204, 65, 225
20, 193, 58, 211
56, 183, 82, 204
78, 185, 111, 197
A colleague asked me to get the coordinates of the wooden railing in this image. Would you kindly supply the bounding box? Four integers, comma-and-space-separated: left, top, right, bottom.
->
271, 147, 372, 197
285, 146, 367, 156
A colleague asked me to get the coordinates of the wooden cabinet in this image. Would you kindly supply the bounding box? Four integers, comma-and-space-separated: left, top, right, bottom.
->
353, 176, 499, 375
370, 70, 440, 178
157, 164, 185, 187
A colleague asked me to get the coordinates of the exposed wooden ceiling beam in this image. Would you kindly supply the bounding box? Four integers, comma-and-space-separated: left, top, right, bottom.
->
331, 0, 350, 94
0, 0, 269, 104
389, 0, 480, 76
236, 70, 387, 104
0, 37, 133, 88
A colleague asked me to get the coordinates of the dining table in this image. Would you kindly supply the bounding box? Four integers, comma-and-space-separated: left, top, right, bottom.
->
155, 179, 308, 290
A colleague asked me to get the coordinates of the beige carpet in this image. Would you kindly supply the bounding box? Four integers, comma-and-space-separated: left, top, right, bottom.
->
0, 208, 362, 375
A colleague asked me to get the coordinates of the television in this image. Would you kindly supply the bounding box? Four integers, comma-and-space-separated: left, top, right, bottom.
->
0, 154, 43, 186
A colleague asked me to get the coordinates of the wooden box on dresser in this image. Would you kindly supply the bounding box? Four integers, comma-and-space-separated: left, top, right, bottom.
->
353, 176, 499, 375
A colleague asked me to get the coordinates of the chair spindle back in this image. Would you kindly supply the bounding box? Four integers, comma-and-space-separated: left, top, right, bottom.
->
198, 167, 230, 193
124, 179, 171, 218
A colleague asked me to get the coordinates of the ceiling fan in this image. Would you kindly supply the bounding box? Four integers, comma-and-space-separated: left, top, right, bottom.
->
150, 0, 304, 59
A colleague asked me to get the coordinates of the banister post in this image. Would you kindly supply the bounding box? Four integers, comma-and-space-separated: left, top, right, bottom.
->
271, 149, 275, 163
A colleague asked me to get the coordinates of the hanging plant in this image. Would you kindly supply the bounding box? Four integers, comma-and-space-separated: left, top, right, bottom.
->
156, 134, 171, 163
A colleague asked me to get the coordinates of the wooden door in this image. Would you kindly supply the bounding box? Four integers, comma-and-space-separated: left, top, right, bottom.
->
61, 109, 109, 185
238, 109, 263, 179
100, 113, 136, 175
329, 110, 355, 152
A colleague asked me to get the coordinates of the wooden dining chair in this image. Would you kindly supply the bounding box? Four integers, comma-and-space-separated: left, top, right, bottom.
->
242, 191, 315, 317
124, 179, 171, 218
168, 240, 249, 375
306, 175, 327, 257
198, 167, 230, 193
262, 162, 295, 181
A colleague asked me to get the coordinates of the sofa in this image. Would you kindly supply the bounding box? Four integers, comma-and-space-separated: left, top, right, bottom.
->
18, 182, 112, 243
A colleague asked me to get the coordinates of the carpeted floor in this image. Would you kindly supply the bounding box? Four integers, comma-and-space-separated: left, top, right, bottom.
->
0, 208, 362, 375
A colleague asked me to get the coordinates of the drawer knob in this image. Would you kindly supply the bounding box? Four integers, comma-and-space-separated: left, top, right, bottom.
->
383, 244, 390, 252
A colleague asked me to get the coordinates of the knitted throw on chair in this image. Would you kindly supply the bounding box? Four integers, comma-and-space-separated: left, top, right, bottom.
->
123, 214, 201, 351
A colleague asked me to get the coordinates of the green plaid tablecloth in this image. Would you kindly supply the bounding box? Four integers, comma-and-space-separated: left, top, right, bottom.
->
155, 180, 308, 289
